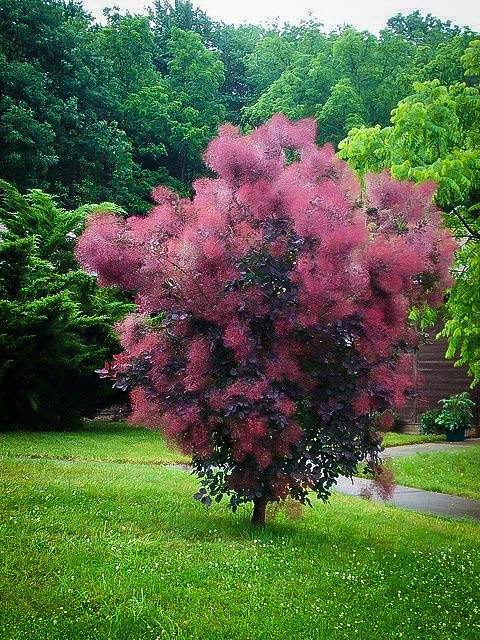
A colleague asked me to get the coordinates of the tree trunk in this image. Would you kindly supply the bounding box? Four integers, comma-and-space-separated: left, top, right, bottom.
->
251, 496, 268, 527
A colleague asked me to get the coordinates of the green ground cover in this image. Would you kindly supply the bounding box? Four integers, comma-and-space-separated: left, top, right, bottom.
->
390, 445, 480, 500
0, 449, 479, 639
381, 432, 444, 447
0, 421, 188, 465
0, 421, 443, 468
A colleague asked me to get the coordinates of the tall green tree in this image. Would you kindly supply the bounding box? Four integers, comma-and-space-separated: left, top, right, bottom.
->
242, 16, 475, 145
241, 67, 307, 127
0, 0, 148, 209
0, 180, 131, 429
164, 28, 225, 181
211, 23, 263, 122
386, 10, 463, 45
339, 79, 480, 225
244, 35, 296, 97
1, 0, 478, 205
150, 0, 259, 122
122, 27, 225, 188
150, 0, 216, 70
94, 12, 159, 101
316, 78, 366, 145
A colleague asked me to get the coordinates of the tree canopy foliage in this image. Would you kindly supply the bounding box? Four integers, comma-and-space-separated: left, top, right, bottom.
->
0, 0, 227, 210
76, 116, 455, 524
1, 0, 477, 209
242, 18, 476, 142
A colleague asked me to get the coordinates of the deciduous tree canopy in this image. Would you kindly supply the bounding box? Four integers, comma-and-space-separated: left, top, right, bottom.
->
1, 1, 476, 208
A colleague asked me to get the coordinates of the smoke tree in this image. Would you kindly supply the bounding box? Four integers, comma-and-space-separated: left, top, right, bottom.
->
77, 115, 455, 525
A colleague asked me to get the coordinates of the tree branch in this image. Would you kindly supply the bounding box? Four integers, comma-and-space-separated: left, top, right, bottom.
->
451, 207, 480, 241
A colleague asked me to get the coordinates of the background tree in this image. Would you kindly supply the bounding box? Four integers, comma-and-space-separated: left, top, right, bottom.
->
242, 15, 475, 143
94, 12, 159, 101
339, 40, 480, 384
121, 27, 225, 191
162, 28, 225, 182
150, 0, 216, 70
150, 0, 263, 122
244, 35, 296, 97
241, 68, 307, 127
211, 23, 264, 122
77, 116, 454, 525
0, 0, 147, 209
315, 78, 366, 145
0, 181, 131, 430
386, 10, 464, 45
1, 1, 477, 206
0, 0, 226, 209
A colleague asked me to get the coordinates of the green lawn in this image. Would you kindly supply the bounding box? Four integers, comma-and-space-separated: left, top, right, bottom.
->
391, 445, 480, 500
0, 420, 189, 465
0, 421, 444, 466
1, 454, 480, 639
382, 432, 444, 447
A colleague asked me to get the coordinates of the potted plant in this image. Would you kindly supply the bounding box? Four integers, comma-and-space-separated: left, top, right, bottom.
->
434, 392, 475, 442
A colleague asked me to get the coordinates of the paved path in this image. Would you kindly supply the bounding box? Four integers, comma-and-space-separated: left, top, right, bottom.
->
333, 439, 480, 520
382, 438, 480, 459
333, 475, 480, 520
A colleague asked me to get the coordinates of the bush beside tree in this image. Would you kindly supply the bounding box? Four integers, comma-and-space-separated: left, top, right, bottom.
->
0, 181, 131, 430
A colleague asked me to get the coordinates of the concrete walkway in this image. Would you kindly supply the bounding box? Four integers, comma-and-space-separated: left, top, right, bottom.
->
332, 438, 480, 520
333, 475, 480, 520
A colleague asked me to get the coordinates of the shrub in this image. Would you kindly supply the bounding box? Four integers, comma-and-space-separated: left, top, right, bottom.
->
419, 409, 443, 434
0, 181, 131, 430
77, 115, 455, 525
435, 392, 475, 433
